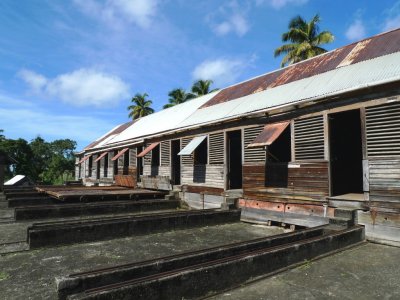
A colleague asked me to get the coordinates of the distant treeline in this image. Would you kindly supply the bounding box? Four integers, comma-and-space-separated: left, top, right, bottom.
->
0, 129, 76, 185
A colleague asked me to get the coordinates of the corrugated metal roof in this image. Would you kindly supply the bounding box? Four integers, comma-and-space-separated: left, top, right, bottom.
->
84, 121, 134, 151
107, 92, 218, 146
201, 28, 400, 109
177, 51, 400, 128
81, 30, 400, 153
178, 136, 207, 155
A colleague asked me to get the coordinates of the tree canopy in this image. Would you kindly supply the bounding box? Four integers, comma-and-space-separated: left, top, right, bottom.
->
190, 79, 219, 97
127, 93, 155, 120
0, 131, 77, 184
274, 14, 334, 67
163, 88, 196, 109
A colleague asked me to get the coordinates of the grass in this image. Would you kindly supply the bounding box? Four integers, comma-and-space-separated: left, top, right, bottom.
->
0, 271, 10, 281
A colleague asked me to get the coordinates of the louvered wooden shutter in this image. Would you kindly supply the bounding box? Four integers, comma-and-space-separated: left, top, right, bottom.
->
161, 141, 170, 166
294, 116, 325, 160
366, 102, 400, 157
129, 148, 136, 167
209, 132, 224, 164
181, 137, 193, 165
244, 126, 265, 163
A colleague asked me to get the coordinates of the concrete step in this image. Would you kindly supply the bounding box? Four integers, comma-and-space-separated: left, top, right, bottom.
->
14, 200, 180, 221
329, 217, 354, 227
27, 210, 241, 249
334, 208, 357, 220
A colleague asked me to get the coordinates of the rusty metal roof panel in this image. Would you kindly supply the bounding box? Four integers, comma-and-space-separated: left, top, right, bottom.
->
201, 28, 400, 109
178, 51, 400, 128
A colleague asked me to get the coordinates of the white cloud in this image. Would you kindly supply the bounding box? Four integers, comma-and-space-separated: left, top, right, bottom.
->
213, 14, 249, 37
74, 0, 159, 28
19, 69, 130, 107
208, 1, 250, 37
18, 69, 47, 92
192, 58, 248, 87
256, 0, 309, 9
345, 19, 367, 41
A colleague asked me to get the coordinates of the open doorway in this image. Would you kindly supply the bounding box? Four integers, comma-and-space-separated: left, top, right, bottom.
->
265, 125, 291, 187
96, 159, 100, 180
136, 146, 143, 182
329, 109, 363, 196
171, 140, 181, 185
227, 130, 242, 189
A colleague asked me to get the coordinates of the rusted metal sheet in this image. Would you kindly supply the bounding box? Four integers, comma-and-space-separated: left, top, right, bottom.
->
201, 29, 400, 109
78, 155, 91, 164
247, 121, 290, 148
114, 174, 136, 188
111, 148, 129, 161
137, 142, 159, 158
94, 152, 107, 163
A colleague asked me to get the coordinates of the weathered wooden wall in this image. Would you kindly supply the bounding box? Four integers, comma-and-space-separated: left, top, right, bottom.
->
243, 162, 329, 203
181, 165, 224, 188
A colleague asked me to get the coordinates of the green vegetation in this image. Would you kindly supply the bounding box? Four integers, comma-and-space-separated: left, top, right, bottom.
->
274, 14, 334, 67
189, 79, 219, 97
162, 79, 218, 109
0, 271, 10, 281
163, 88, 196, 109
0, 130, 76, 184
127, 93, 155, 120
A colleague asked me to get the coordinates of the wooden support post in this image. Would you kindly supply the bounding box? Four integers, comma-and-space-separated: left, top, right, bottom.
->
0, 164, 4, 191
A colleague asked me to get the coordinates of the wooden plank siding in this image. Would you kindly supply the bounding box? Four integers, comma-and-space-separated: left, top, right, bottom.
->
181, 165, 224, 188
365, 102, 400, 210
243, 162, 329, 203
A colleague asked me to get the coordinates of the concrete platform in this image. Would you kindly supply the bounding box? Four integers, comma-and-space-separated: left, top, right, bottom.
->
0, 223, 286, 299
209, 242, 400, 300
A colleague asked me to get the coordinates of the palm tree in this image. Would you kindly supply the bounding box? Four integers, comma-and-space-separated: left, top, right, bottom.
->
127, 93, 154, 120
274, 14, 334, 67
163, 88, 196, 109
190, 79, 219, 97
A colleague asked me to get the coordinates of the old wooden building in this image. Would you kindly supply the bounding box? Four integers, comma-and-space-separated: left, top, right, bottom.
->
76, 29, 400, 245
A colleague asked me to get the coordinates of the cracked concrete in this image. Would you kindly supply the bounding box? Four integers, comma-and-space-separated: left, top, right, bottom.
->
0, 222, 285, 300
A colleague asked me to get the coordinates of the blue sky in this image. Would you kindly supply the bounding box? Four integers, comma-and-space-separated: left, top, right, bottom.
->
1, 0, 399, 150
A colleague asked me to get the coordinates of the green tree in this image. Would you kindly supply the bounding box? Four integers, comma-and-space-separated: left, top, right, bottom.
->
0, 138, 35, 180
190, 79, 218, 97
163, 88, 196, 109
127, 93, 155, 120
274, 14, 334, 67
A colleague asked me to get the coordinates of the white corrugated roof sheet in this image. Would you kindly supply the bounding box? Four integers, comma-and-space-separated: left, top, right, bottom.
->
107, 91, 218, 146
